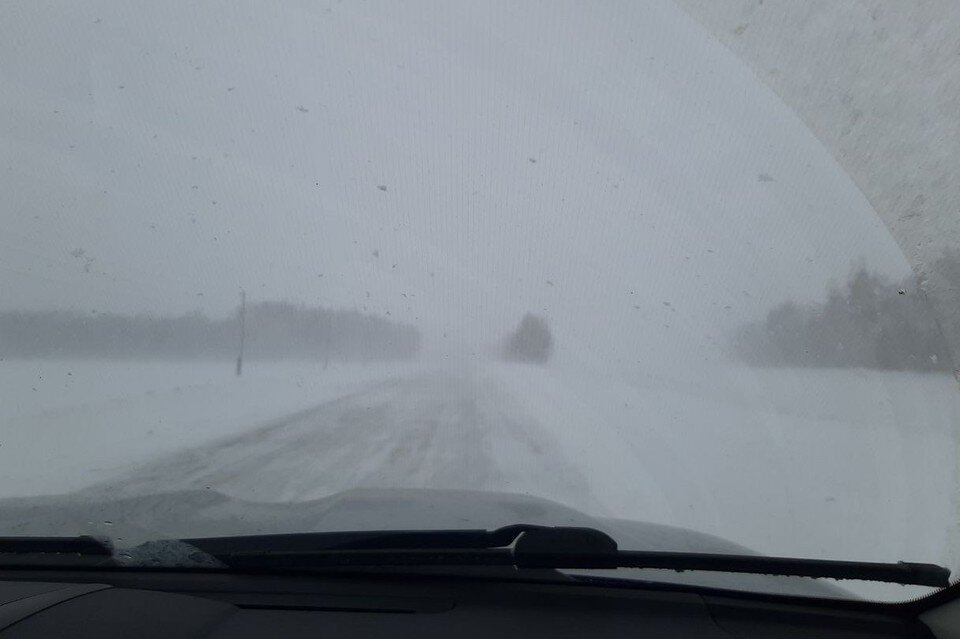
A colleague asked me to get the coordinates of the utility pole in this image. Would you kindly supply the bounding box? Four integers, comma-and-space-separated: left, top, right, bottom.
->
323, 312, 332, 370
236, 289, 246, 376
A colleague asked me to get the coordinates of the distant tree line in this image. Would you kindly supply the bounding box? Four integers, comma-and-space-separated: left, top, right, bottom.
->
0, 302, 420, 362
732, 264, 954, 371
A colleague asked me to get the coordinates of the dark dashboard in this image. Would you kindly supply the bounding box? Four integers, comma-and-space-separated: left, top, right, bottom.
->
0, 569, 938, 638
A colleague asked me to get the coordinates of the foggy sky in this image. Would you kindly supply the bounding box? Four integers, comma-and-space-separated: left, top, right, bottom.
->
1, 0, 911, 366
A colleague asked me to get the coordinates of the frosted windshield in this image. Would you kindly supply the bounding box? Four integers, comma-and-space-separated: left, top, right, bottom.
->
1, 0, 958, 603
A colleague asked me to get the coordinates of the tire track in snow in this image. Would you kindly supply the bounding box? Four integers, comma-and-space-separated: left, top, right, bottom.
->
87, 371, 595, 511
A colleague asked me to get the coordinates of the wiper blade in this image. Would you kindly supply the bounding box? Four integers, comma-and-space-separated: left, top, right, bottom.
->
192, 525, 951, 587
0, 536, 112, 556
0, 536, 224, 569
0, 536, 115, 567
602, 551, 950, 588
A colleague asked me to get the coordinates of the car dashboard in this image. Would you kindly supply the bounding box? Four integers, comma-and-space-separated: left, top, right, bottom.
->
0, 569, 940, 638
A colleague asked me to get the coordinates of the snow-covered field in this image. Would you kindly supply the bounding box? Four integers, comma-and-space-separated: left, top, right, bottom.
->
0, 359, 413, 497
2, 357, 957, 580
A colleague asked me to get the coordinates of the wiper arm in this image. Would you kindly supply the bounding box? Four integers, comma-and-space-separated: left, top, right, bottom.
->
193, 525, 951, 587
184, 523, 536, 555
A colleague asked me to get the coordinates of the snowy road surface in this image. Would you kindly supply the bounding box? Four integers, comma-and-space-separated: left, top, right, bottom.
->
2, 359, 958, 587
90, 371, 595, 511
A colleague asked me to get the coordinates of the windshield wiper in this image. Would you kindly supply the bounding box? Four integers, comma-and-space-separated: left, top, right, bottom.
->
186, 525, 950, 587
184, 523, 536, 555
0, 535, 115, 567
0, 536, 112, 556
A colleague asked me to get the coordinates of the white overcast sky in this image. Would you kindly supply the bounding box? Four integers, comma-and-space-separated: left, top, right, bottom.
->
0, 0, 909, 364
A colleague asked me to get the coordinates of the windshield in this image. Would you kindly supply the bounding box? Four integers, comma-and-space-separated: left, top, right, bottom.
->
1, 0, 958, 603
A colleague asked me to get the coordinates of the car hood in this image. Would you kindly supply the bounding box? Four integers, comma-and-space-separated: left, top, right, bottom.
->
0, 487, 848, 598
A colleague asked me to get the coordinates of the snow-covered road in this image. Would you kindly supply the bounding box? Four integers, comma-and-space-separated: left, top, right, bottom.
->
88, 371, 595, 512
3, 358, 958, 593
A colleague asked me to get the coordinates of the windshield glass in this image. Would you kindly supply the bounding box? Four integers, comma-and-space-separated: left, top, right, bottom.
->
2, 0, 958, 603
